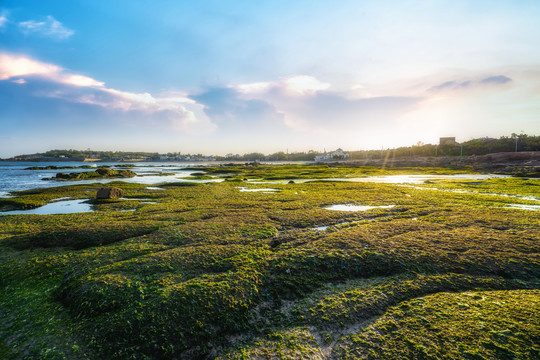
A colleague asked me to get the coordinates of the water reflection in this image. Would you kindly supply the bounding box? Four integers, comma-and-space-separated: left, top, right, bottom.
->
0, 199, 92, 215
506, 204, 540, 211
336, 174, 510, 184
236, 187, 279, 193
324, 204, 395, 211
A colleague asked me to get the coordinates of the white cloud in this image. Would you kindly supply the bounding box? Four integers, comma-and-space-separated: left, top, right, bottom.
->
206, 71, 523, 140
195, 75, 419, 136
199, 68, 526, 145
18, 15, 74, 39
283, 75, 331, 95
0, 53, 211, 132
0, 54, 104, 88
235, 81, 272, 95
235, 75, 330, 96
62, 74, 104, 87
0, 11, 8, 28
0, 54, 61, 79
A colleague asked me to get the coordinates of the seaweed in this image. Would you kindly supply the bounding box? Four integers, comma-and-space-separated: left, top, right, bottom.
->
0, 164, 539, 359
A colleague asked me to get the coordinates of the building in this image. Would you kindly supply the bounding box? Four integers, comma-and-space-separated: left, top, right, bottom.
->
315, 148, 349, 162
439, 137, 456, 146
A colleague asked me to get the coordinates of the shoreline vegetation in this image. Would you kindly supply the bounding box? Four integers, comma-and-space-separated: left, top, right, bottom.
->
1, 163, 539, 359
2, 134, 540, 163
16, 152, 540, 179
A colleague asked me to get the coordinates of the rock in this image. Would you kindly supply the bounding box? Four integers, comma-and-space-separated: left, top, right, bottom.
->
288, 180, 295, 184
54, 173, 72, 179
96, 168, 136, 177
96, 187, 123, 199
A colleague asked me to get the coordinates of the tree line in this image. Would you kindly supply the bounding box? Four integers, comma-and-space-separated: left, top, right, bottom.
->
7, 134, 540, 161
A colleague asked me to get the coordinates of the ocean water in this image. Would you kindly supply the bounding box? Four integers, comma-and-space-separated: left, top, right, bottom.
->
1, 162, 515, 197
0, 161, 203, 197
0, 199, 93, 215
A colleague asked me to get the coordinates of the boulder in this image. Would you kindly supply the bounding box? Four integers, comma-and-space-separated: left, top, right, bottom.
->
96, 187, 124, 199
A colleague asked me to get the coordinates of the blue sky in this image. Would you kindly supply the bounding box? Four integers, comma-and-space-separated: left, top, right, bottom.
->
1, 0, 539, 157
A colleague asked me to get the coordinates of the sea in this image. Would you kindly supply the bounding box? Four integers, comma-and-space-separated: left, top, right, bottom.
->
2, 162, 536, 215
1, 161, 516, 198
0, 161, 205, 197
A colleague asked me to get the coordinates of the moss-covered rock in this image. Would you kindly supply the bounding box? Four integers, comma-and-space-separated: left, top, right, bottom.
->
44, 169, 136, 181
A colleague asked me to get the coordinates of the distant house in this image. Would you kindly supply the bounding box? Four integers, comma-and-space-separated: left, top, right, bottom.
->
439, 137, 456, 146
315, 148, 349, 162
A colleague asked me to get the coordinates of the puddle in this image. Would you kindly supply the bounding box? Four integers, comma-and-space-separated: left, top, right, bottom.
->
313, 225, 330, 231
313, 204, 395, 229
324, 204, 395, 212
401, 185, 540, 205
313, 221, 357, 231
312, 218, 376, 231
236, 187, 280, 193
505, 204, 540, 211
146, 187, 165, 190
247, 174, 510, 185
334, 174, 510, 184
0, 199, 93, 215
248, 180, 309, 184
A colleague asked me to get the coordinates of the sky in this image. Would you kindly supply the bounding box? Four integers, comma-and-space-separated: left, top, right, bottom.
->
1, 0, 539, 157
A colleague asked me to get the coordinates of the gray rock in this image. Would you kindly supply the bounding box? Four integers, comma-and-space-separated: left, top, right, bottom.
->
96, 187, 123, 199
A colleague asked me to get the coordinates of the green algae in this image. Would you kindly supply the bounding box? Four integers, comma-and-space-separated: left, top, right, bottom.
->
333, 290, 540, 359
44, 169, 136, 181
0, 164, 539, 359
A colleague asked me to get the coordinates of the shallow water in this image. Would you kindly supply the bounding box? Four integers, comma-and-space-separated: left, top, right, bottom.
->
334, 174, 510, 184
324, 204, 395, 212
236, 187, 279, 193
0, 199, 93, 215
313, 225, 330, 231
505, 204, 540, 211
0, 161, 206, 197
400, 184, 540, 208
313, 220, 362, 231
247, 174, 511, 186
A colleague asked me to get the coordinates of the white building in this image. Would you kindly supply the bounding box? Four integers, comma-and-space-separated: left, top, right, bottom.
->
315, 148, 349, 162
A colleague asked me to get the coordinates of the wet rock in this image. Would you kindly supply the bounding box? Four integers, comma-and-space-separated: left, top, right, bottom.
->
96, 187, 123, 199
